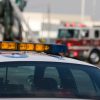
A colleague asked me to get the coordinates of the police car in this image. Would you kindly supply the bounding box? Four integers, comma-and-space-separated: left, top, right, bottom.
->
0, 41, 99, 100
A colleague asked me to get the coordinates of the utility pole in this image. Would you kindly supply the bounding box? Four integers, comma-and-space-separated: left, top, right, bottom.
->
81, 0, 86, 22
92, 0, 96, 20
47, 3, 51, 44
41, 12, 45, 40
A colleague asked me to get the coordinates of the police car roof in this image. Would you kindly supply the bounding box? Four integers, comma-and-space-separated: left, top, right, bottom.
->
0, 53, 95, 67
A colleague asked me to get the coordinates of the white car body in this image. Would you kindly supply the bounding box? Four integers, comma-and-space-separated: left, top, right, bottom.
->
0, 53, 94, 67
0, 52, 97, 100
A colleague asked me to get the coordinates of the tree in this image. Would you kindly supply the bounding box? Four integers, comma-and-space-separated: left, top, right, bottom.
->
3, 0, 13, 41
16, 0, 27, 11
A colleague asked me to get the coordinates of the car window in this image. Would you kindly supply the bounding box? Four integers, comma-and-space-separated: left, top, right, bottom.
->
8, 66, 35, 92
95, 30, 100, 38
44, 67, 60, 87
71, 69, 96, 95
0, 61, 100, 99
0, 67, 6, 81
0, 65, 35, 96
58, 29, 79, 39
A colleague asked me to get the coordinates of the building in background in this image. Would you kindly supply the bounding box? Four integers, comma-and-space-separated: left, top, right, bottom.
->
22, 12, 93, 41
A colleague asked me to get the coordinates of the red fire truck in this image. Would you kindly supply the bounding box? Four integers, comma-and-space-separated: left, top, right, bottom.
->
56, 23, 100, 64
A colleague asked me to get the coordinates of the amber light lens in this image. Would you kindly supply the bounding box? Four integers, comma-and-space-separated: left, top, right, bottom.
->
44, 45, 50, 51
1, 42, 16, 50
0, 42, 50, 52
35, 44, 45, 52
19, 43, 34, 51
19, 43, 26, 51
26, 44, 34, 51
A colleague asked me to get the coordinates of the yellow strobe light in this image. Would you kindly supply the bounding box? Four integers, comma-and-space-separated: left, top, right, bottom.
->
19, 43, 34, 51
1, 42, 16, 50
0, 42, 50, 52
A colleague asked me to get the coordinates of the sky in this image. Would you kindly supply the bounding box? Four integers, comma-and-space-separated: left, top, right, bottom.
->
25, 0, 100, 20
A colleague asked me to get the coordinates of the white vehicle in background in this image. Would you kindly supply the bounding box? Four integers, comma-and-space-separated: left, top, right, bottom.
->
56, 22, 100, 64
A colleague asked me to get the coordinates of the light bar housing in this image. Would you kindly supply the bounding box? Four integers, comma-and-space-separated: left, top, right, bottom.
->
0, 41, 67, 54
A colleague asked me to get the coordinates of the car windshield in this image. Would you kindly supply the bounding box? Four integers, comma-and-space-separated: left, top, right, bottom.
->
58, 29, 79, 39
0, 61, 100, 99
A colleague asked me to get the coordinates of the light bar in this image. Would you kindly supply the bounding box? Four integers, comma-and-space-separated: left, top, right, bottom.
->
0, 42, 67, 54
